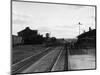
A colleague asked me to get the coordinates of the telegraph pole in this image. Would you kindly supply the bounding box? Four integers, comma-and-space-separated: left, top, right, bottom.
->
78, 22, 82, 35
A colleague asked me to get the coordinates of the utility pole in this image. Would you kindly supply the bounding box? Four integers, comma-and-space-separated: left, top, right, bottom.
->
78, 22, 82, 35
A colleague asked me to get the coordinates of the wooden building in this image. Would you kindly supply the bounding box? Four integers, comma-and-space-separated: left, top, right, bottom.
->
17, 27, 44, 44
12, 35, 22, 46
75, 29, 96, 48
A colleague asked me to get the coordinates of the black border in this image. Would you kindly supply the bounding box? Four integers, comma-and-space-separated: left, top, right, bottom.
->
11, 0, 97, 75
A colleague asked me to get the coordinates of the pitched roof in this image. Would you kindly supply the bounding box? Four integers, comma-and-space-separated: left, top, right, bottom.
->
77, 29, 96, 39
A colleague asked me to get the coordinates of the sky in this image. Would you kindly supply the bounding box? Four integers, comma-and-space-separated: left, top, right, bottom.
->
12, 1, 95, 38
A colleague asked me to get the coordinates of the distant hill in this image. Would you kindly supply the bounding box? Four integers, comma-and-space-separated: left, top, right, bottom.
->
64, 38, 77, 43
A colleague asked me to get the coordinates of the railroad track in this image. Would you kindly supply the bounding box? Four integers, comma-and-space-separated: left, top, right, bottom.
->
12, 46, 68, 75
12, 47, 53, 74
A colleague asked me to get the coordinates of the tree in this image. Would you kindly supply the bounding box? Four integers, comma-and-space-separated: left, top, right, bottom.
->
46, 33, 50, 39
